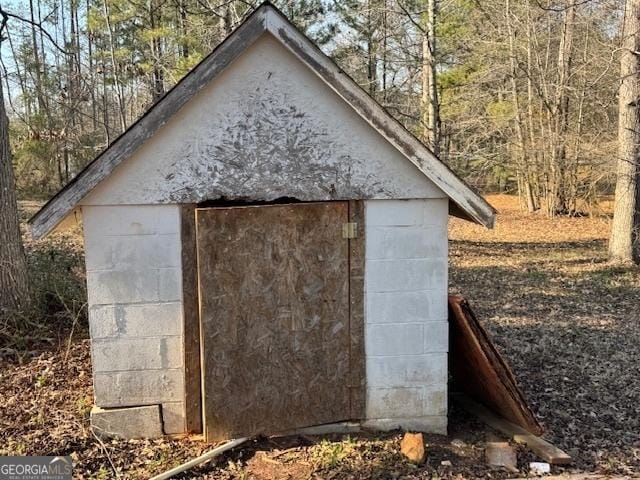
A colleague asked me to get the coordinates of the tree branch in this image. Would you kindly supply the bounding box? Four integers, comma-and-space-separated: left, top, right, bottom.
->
0, 5, 68, 54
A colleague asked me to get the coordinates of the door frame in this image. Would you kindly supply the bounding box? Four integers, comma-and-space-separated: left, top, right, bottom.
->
180, 200, 365, 435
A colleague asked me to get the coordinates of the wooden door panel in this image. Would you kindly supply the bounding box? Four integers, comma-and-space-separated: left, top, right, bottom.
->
196, 202, 351, 440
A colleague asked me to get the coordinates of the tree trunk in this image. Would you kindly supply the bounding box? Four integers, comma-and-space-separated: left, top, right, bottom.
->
506, 0, 536, 213
421, 0, 439, 156
610, 0, 640, 264
0, 77, 30, 311
149, 0, 165, 102
549, 0, 576, 215
102, 0, 127, 132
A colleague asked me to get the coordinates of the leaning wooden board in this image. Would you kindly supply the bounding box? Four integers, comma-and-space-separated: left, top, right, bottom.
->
196, 202, 353, 441
448, 295, 543, 435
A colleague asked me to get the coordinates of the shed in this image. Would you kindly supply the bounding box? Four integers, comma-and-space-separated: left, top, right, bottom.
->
30, 3, 495, 441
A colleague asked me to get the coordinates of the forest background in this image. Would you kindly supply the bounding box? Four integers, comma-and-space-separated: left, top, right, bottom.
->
0, 0, 623, 217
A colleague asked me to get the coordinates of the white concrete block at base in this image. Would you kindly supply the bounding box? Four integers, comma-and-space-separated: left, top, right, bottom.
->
366, 387, 426, 419
94, 369, 184, 407
423, 385, 447, 416
366, 291, 447, 324
161, 402, 186, 434
91, 405, 163, 439
365, 259, 447, 293
362, 416, 447, 435
89, 302, 183, 338
367, 385, 447, 419
82, 205, 180, 236
92, 337, 183, 372
367, 354, 447, 388
366, 323, 424, 356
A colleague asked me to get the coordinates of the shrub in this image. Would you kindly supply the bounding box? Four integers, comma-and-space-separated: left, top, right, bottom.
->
0, 234, 87, 363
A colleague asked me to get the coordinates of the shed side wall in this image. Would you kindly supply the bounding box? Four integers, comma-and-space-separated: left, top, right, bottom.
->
364, 199, 448, 433
82, 204, 186, 434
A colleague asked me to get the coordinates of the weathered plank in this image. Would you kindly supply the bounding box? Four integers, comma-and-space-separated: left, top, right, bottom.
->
348, 200, 366, 420
455, 395, 572, 465
449, 295, 543, 435
180, 204, 202, 434
197, 202, 352, 441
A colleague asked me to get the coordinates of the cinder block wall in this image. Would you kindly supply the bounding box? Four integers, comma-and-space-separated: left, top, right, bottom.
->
363, 199, 449, 434
82, 199, 449, 438
82, 205, 186, 434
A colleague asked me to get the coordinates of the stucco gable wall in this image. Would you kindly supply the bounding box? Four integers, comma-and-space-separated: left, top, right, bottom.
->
81, 33, 445, 207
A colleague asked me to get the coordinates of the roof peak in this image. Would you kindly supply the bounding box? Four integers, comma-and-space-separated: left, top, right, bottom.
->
29, 1, 494, 239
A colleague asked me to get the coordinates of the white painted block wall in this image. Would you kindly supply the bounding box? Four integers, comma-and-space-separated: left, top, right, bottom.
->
363, 199, 449, 434
82, 199, 449, 437
82, 205, 186, 434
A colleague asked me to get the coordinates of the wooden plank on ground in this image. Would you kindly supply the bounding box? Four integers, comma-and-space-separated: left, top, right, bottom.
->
455, 395, 572, 465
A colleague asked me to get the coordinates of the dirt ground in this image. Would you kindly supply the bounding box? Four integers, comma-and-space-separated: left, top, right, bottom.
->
1, 195, 638, 479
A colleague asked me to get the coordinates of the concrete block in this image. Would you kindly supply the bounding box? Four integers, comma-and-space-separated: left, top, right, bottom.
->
366, 353, 447, 388
423, 199, 448, 227
362, 416, 447, 435
366, 387, 425, 419
365, 259, 447, 293
424, 322, 449, 353
158, 268, 182, 302
92, 337, 182, 372
94, 369, 184, 407
85, 233, 181, 271
423, 385, 447, 416
366, 323, 424, 356
485, 442, 518, 471
87, 269, 161, 305
83, 205, 180, 237
89, 302, 183, 338
161, 402, 186, 434
367, 385, 447, 418
91, 405, 163, 439
366, 291, 447, 324
365, 200, 425, 226
365, 226, 447, 260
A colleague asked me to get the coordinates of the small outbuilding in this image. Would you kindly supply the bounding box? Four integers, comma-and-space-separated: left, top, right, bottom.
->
30, 3, 495, 441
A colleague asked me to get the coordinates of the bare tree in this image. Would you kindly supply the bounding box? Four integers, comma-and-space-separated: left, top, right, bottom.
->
0, 11, 30, 311
421, 0, 439, 155
610, 0, 640, 264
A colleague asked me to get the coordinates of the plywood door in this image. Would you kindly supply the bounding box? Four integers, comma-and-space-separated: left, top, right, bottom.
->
196, 202, 352, 441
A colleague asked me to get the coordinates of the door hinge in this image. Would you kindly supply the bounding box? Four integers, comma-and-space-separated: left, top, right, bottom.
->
342, 222, 358, 239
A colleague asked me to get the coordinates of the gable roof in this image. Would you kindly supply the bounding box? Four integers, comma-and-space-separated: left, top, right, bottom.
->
29, 2, 495, 239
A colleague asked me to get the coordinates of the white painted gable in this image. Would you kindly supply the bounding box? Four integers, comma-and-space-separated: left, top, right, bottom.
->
82, 34, 445, 206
